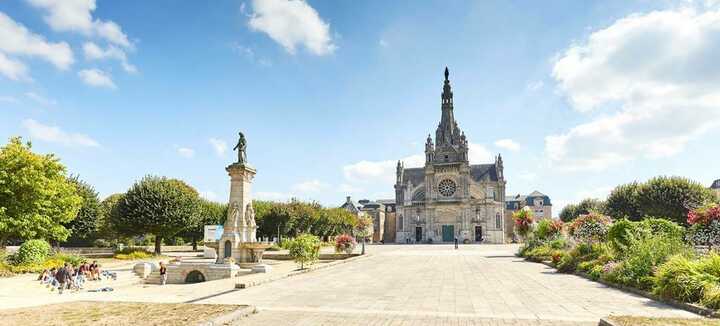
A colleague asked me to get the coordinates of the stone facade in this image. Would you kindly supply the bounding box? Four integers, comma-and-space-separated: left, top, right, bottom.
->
394, 68, 507, 244
505, 191, 553, 240
711, 179, 720, 197
217, 162, 258, 263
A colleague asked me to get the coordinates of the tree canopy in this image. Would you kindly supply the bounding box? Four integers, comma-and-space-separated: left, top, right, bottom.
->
0, 137, 82, 246
63, 175, 102, 244
559, 198, 605, 222
112, 176, 201, 254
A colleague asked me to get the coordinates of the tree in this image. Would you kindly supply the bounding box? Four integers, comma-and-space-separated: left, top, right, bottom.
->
287, 233, 320, 269
180, 199, 226, 251
112, 176, 201, 254
355, 215, 372, 255
636, 176, 717, 226
63, 175, 102, 245
0, 137, 82, 246
559, 198, 604, 222
604, 182, 642, 220
97, 193, 125, 242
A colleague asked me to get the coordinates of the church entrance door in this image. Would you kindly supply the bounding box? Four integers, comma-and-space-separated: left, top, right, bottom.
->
442, 225, 454, 242
475, 226, 483, 242
415, 227, 422, 243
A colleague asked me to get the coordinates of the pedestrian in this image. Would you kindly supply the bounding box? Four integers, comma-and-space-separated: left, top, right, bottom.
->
159, 262, 167, 285
454, 237, 458, 250
55, 263, 70, 294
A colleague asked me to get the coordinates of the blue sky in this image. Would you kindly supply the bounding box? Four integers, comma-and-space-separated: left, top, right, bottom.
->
1, 0, 719, 214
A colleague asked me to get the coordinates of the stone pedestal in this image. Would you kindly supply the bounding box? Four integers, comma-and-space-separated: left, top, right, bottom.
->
217, 163, 257, 264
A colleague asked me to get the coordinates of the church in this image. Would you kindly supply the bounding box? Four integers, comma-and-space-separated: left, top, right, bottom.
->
394, 68, 507, 244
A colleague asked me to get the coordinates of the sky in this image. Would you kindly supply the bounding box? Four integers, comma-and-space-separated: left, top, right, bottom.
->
1, 0, 720, 215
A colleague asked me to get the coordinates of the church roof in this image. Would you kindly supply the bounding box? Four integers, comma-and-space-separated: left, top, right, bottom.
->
470, 164, 498, 182
528, 190, 546, 197
402, 167, 425, 186
712, 179, 720, 189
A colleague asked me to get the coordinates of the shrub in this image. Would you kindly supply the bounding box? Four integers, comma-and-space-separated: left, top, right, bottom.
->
512, 209, 534, 239
287, 233, 320, 269
6, 253, 86, 274
640, 218, 684, 240
334, 234, 356, 254
688, 220, 720, 250
16, 239, 52, 264
607, 219, 639, 253
701, 283, 720, 309
606, 234, 691, 290
653, 255, 715, 303
568, 212, 611, 244
114, 247, 154, 260
535, 219, 562, 240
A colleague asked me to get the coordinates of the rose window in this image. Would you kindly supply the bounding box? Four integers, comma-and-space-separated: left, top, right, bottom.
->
438, 179, 456, 197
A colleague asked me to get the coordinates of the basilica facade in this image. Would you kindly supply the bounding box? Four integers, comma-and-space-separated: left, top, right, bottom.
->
394, 68, 507, 244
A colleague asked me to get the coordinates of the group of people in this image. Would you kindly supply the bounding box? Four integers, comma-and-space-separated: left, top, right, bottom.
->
39, 261, 106, 294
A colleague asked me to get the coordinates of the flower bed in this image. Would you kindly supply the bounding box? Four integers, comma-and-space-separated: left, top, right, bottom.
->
519, 211, 720, 313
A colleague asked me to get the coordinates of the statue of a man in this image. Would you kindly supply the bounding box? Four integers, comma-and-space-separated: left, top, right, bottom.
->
233, 132, 247, 163
245, 203, 256, 228
227, 201, 241, 230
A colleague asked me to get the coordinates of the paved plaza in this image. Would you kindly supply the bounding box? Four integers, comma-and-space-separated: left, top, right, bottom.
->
198, 244, 698, 325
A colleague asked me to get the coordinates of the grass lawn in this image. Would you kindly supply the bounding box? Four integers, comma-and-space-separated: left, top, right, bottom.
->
0, 301, 249, 325
608, 316, 720, 326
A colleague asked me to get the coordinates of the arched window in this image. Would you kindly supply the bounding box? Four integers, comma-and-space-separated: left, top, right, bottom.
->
412, 190, 426, 201
495, 213, 502, 229
224, 240, 232, 258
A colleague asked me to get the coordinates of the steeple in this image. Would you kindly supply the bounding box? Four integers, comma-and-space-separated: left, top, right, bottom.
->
436, 67, 460, 147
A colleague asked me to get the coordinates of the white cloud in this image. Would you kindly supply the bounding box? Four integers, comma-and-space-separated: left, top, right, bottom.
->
291, 179, 328, 193
576, 186, 614, 201
254, 191, 292, 202
83, 42, 136, 73
248, 0, 336, 56
209, 138, 228, 156
517, 172, 537, 181
548, 8, 720, 171
26, 0, 132, 48
526, 80, 544, 91
22, 119, 99, 147
468, 143, 494, 163
177, 147, 195, 158
25, 92, 56, 106
494, 139, 521, 152
0, 95, 19, 103
0, 12, 73, 73
343, 154, 424, 186
78, 68, 116, 89
0, 52, 28, 80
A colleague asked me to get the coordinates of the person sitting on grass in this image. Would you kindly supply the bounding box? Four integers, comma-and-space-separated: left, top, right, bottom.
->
74, 264, 86, 290
54, 263, 70, 294
38, 269, 49, 282
89, 261, 99, 280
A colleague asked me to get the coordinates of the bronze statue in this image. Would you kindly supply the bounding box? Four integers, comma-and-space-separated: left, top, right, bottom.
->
233, 132, 247, 163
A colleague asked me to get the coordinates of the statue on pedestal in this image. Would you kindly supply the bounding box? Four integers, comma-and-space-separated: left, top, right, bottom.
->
227, 201, 241, 231
233, 132, 247, 164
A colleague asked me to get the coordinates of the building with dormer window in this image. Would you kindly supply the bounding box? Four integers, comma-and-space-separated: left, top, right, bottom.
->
393, 68, 507, 244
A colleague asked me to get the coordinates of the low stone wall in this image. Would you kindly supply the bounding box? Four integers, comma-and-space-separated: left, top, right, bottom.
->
262, 253, 359, 261
155, 263, 240, 284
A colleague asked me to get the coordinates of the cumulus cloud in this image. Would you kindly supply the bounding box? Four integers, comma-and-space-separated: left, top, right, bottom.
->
494, 139, 521, 152
209, 138, 228, 156
78, 68, 116, 89
548, 8, 720, 171
0, 12, 73, 79
291, 180, 328, 193
177, 147, 195, 158
526, 80, 544, 92
22, 119, 99, 147
83, 42, 136, 73
468, 143, 494, 163
248, 0, 336, 56
26, 0, 132, 48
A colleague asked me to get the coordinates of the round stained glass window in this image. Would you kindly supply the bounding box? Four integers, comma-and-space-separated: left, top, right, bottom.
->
438, 179, 456, 197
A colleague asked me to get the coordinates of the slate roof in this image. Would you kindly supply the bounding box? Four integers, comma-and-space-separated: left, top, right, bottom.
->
712, 179, 720, 189
402, 167, 425, 186
402, 164, 499, 185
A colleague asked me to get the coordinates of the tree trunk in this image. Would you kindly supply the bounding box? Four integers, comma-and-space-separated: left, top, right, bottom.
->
154, 235, 162, 255
192, 235, 198, 251
361, 238, 366, 255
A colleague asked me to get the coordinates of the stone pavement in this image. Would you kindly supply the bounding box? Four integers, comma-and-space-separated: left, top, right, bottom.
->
197, 244, 699, 325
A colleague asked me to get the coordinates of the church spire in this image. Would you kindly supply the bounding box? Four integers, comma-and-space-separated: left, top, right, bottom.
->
436, 67, 459, 147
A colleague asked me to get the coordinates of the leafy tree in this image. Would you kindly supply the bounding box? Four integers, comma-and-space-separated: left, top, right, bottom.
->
287, 233, 320, 269
636, 176, 717, 225
559, 198, 604, 222
112, 176, 201, 254
354, 215, 373, 254
97, 193, 124, 242
559, 204, 578, 222
604, 182, 642, 220
0, 137, 82, 246
180, 199, 227, 251
63, 175, 102, 245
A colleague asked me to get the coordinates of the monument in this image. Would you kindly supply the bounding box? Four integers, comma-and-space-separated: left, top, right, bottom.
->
150, 132, 271, 284
216, 132, 272, 272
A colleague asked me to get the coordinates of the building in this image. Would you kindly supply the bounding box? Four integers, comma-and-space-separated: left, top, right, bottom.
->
505, 191, 553, 239
377, 199, 397, 243
393, 68, 507, 244
340, 196, 383, 243
711, 179, 720, 197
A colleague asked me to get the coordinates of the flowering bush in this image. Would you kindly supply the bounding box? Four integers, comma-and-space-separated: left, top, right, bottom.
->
688, 204, 720, 250
512, 209, 534, 239
568, 212, 611, 244
334, 234, 356, 254
534, 219, 563, 240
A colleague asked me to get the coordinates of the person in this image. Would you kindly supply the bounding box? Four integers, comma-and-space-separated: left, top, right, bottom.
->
454, 237, 458, 250
55, 263, 70, 294
89, 261, 99, 280
38, 269, 49, 282
74, 264, 86, 290
159, 262, 167, 285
